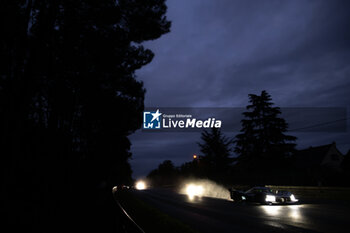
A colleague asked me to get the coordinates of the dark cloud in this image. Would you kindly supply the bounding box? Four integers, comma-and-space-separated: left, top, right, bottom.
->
130, 0, 350, 178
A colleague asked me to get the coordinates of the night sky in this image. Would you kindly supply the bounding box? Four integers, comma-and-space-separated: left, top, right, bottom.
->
130, 0, 350, 178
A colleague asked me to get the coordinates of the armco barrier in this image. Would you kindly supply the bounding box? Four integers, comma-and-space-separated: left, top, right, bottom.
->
112, 188, 146, 233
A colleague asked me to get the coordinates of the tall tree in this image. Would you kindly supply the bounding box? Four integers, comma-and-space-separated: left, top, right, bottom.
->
147, 160, 178, 186
198, 128, 233, 178
1, 0, 170, 231
234, 90, 296, 164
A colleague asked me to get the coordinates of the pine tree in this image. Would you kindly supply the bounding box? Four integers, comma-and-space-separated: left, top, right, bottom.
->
198, 128, 233, 177
234, 91, 296, 164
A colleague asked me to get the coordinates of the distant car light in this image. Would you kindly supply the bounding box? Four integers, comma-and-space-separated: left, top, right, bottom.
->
136, 181, 146, 190
242, 196, 246, 200
265, 195, 276, 203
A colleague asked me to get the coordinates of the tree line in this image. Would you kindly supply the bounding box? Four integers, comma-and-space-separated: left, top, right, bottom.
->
1, 1, 170, 232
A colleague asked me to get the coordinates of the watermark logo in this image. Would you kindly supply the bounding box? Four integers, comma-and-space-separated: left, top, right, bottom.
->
141, 107, 346, 132
142, 108, 222, 131
143, 109, 162, 129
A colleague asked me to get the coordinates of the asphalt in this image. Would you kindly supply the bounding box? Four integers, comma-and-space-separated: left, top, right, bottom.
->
131, 188, 350, 233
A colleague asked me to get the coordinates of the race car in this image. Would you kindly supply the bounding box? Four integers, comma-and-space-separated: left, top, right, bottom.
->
229, 186, 298, 205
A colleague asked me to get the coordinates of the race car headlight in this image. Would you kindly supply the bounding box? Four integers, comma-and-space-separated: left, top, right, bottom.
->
185, 184, 204, 198
135, 180, 147, 190
265, 195, 276, 202
290, 194, 297, 202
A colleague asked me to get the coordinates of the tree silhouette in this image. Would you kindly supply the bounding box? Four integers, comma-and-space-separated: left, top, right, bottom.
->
341, 150, 350, 185
147, 160, 178, 186
1, 1, 170, 231
198, 128, 233, 179
234, 91, 296, 165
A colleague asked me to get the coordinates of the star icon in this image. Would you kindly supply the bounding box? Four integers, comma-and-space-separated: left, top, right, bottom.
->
151, 109, 162, 122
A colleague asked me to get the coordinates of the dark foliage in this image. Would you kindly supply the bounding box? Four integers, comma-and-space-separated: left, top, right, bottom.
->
147, 160, 179, 186
341, 150, 350, 185
1, 0, 170, 231
342, 150, 350, 172
234, 90, 296, 162
233, 91, 297, 184
197, 128, 233, 181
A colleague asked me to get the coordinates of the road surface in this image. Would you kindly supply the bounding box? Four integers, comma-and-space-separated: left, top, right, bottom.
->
131, 188, 350, 233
